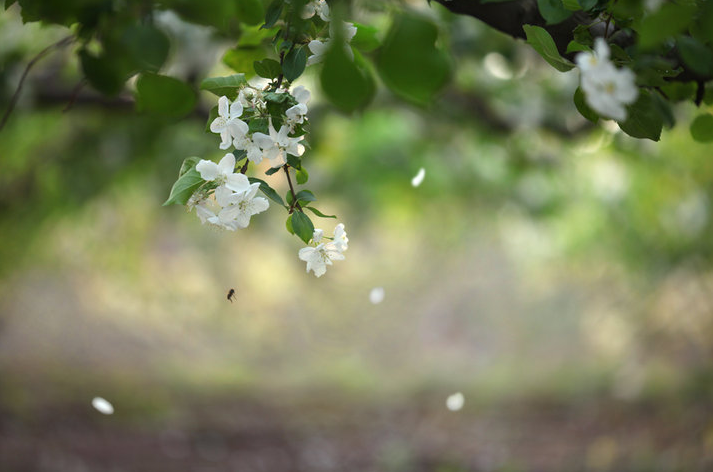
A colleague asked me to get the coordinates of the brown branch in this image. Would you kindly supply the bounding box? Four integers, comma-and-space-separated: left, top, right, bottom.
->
0, 35, 74, 134
283, 164, 301, 213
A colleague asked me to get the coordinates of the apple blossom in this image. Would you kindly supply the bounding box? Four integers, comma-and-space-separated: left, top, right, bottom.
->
252, 120, 305, 168
214, 183, 269, 230
210, 96, 248, 149
302, 0, 330, 21
196, 153, 252, 192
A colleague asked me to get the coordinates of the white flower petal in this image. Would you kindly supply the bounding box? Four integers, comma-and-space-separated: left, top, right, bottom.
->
92, 397, 114, 415
217, 153, 236, 175
411, 167, 426, 187
196, 160, 219, 181
292, 86, 311, 104
369, 287, 385, 304
218, 96, 230, 118
225, 173, 250, 193
446, 392, 464, 411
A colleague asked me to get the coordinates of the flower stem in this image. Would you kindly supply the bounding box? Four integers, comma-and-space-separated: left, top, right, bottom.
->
283, 164, 301, 213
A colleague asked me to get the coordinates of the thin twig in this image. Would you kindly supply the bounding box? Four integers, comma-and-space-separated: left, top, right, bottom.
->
62, 78, 86, 113
283, 164, 301, 213
0, 35, 74, 133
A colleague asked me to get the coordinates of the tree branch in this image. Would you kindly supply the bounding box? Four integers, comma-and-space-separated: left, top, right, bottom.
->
0, 35, 74, 134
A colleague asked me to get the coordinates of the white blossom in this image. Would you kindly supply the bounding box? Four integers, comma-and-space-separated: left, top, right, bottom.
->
233, 134, 265, 164
576, 39, 638, 121
210, 96, 248, 149
195, 153, 251, 192
575, 38, 610, 73
306, 22, 357, 66
252, 120, 305, 168
298, 241, 344, 277
237, 87, 264, 110
214, 183, 269, 230
298, 224, 347, 277
332, 223, 348, 251
302, 0, 330, 21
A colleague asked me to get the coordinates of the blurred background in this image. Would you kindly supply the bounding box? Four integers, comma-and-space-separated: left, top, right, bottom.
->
1, 2, 713, 471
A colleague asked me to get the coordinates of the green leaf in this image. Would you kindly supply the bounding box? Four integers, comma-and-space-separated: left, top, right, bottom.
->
199, 74, 247, 99
236, 0, 265, 25
566, 40, 589, 54
249, 117, 269, 134
262, 0, 283, 29
618, 91, 663, 141
282, 46, 307, 82
79, 49, 126, 96
376, 13, 451, 104
537, 0, 572, 24
304, 206, 337, 219
121, 24, 170, 72
577, 0, 597, 10
248, 177, 285, 206
690, 113, 713, 142
523, 25, 574, 72
254, 58, 282, 79
233, 150, 248, 162
294, 189, 316, 203
322, 43, 375, 112
573, 87, 599, 123
651, 92, 675, 129
677, 36, 713, 76
296, 167, 309, 184
285, 214, 294, 234
223, 47, 265, 77
290, 210, 314, 244
351, 23, 380, 52
691, 0, 713, 44
135, 73, 196, 118
164, 158, 204, 206
265, 166, 281, 176
637, 3, 695, 50
561, 0, 580, 11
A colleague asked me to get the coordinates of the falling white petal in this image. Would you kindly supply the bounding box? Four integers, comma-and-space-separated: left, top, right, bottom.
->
411, 167, 426, 187
446, 392, 464, 411
369, 287, 385, 304
92, 397, 114, 415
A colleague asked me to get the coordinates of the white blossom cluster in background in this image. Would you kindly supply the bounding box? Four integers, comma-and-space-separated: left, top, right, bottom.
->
303, 0, 357, 66
575, 38, 638, 121
298, 223, 348, 277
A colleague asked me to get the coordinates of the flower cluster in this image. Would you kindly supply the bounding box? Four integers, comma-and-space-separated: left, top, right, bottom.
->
304, 0, 357, 67
191, 153, 269, 231
298, 223, 348, 277
168, 0, 350, 278
575, 38, 638, 121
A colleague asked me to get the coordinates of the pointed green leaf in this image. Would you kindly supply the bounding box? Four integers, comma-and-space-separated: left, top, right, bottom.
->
304, 206, 337, 219
537, 0, 572, 24
290, 210, 314, 244
523, 25, 574, 72
296, 167, 309, 184
618, 91, 663, 141
199, 74, 247, 99
282, 46, 307, 82
164, 158, 204, 206
254, 58, 282, 79
248, 177, 286, 206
